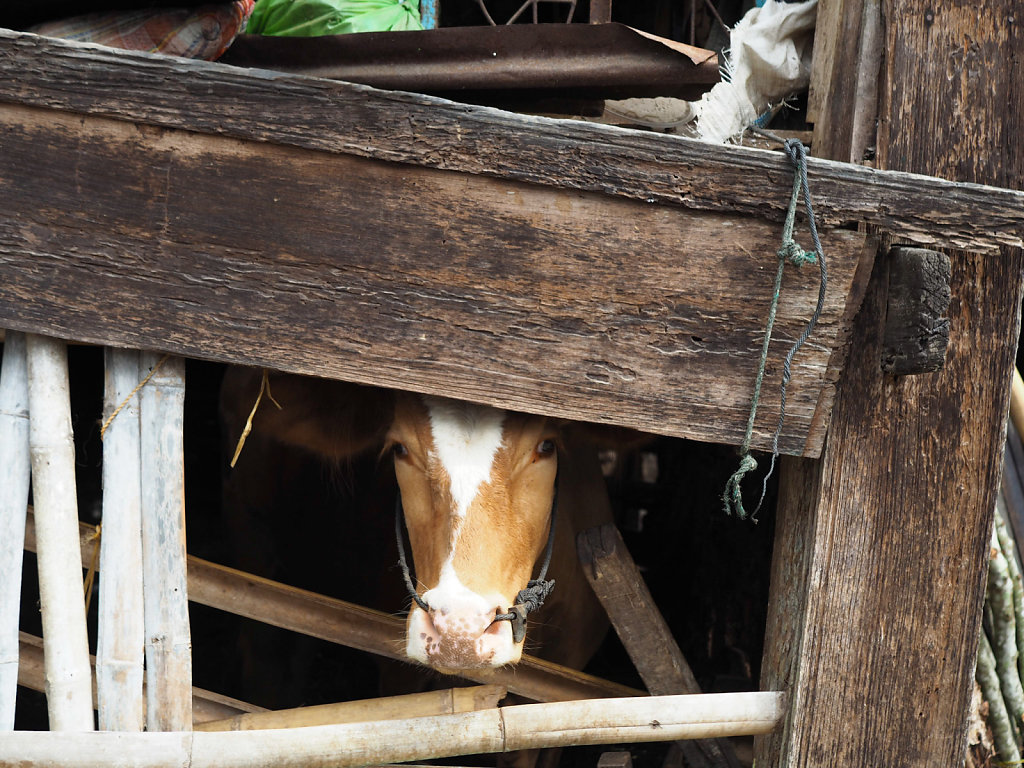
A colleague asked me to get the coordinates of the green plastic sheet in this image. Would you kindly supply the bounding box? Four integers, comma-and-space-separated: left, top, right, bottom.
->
247, 0, 422, 36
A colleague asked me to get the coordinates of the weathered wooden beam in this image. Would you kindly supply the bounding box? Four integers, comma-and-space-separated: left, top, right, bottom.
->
808, 0, 883, 164
0, 30, 1020, 253
577, 524, 740, 768
880, 247, 951, 375
755, 1, 1024, 766
0, 102, 874, 457
23, 510, 645, 705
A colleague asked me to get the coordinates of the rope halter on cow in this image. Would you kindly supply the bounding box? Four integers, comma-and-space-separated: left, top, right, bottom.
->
394, 474, 558, 645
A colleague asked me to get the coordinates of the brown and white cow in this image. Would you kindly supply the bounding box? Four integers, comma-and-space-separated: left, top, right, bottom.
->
220, 368, 613, 675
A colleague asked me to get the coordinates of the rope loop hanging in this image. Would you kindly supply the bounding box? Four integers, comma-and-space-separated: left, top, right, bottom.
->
722, 137, 829, 521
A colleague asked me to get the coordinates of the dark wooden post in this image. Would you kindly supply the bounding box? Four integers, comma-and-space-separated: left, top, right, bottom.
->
756, 1, 1024, 766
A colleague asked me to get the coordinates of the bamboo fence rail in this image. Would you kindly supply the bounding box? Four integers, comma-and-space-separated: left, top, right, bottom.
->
0, 691, 784, 768
195, 685, 507, 732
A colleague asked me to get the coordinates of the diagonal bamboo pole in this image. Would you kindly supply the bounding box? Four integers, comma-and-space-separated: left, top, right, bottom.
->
96, 347, 146, 732
25, 510, 642, 704
25, 333, 94, 731
0, 330, 30, 729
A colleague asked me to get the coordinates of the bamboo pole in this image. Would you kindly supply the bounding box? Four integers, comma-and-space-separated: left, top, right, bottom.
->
978, 630, 1021, 763
196, 685, 507, 732
17, 631, 265, 725
26, 511, 643, 703
138, 352, 192, 732
25, 509, 641, 704
0, 330, 30, 729
25, 333, 94, 731
0, 691, 785, 768
986, 519, 1024, 731
97, 347, 146, 732
1010, 368, 1024, 445
185, 557, 642, 703
994, 497, 1024, 686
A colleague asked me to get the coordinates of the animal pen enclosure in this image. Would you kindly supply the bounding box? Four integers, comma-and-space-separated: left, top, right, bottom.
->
1, 1, 1023, 766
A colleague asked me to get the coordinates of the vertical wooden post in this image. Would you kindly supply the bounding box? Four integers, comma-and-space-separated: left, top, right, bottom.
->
756, 1, 1024, 766
25, 333, 95, 731
139, 352, 192, 731
0, 331, 30, 729
96, 347, 145, 731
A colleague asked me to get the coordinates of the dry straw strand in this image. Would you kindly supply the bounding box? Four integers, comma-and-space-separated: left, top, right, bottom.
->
230, 370, 281, 468
99, 353, 170, 441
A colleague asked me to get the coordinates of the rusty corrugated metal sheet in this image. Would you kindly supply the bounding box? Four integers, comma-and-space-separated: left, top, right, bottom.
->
220, 23, 719, 102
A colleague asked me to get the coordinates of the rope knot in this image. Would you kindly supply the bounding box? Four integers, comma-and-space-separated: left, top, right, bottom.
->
722, 453, 758, 519
777, 239, 816, 266
514, 578, 556, 615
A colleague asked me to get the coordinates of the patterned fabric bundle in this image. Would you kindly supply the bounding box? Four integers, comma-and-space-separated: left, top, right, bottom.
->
29, 1, 255, 60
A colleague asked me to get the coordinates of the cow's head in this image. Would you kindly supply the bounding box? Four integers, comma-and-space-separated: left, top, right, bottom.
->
220, 370, 567, 674
386, 392, 560, 672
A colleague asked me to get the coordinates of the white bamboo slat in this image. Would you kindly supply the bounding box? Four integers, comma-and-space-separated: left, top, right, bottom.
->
25, 333, 94, 731
138, 352, 192, 732
97, 347, 146, 732
0, 691, 785, 768
0, 330, 30, 729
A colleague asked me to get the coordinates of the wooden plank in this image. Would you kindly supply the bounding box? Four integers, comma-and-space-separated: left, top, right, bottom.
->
805, 0, 843, 126
23, 510, 645, 705
809, 0, 883, 164
17, 632, 265, 725
0, 104, 873, 457
0, 30, 1020, 253
755, 0, 1024, 765
577, 524, 740, 768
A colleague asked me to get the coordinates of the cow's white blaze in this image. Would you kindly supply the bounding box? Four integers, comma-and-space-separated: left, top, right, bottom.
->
424, 397, 505, 522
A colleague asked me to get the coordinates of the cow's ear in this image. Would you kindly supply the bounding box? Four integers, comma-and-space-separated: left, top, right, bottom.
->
220, 367, 395, 463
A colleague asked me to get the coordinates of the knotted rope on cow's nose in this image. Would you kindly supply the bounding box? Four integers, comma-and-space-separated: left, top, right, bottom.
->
393, 474, 559, 645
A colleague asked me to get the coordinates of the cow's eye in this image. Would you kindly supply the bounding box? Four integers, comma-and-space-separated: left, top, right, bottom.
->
392, 442, 409, 459
536, 439, 556, 458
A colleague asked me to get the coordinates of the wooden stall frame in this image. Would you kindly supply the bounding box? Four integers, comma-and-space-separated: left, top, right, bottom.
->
0, 4, 1021, 765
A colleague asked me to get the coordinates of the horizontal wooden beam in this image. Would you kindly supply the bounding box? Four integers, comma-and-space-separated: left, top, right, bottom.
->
0, 101, 873, 454
23, 511, 644, 704
0, 30, 1020, 252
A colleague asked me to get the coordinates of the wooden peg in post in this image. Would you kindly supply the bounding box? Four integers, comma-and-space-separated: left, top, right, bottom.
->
881, 247, 951, 375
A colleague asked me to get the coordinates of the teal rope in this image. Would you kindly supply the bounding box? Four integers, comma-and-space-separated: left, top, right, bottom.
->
723, 139, 827, 520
